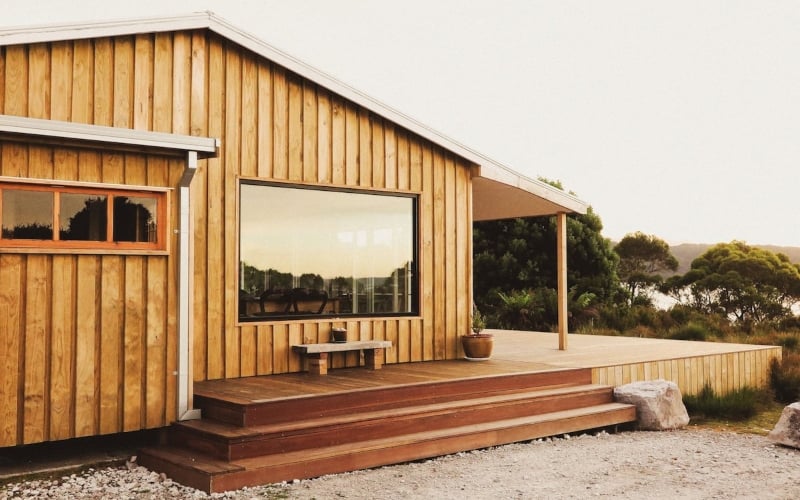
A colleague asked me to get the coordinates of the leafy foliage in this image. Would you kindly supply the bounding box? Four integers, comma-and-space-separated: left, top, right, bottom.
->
770, 354, 800, 404
494, 289, 554, 331
473, 183, 621, 330
2, 222, 52, 239
662, 241, 800, 326
614, 232, 678, 304
684, 384, 769, 420
669, 322, 709, 341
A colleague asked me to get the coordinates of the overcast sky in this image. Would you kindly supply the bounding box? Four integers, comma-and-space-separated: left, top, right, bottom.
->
4, 1, 799, 247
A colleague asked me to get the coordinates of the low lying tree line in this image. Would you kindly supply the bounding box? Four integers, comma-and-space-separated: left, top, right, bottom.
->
473, 183, 800, 336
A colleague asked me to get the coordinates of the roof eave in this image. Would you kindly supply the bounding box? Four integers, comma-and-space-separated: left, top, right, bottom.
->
0, 114, 219, 158
472, 163, 589, 221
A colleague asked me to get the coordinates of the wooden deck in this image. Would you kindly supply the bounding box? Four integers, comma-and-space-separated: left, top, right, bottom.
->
193, 330, 782, 403
488, 330, 782, 396
138, 332, 780, 493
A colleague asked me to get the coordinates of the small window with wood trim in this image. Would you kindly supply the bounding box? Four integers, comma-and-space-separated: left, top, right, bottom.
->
0, 182, 166, 251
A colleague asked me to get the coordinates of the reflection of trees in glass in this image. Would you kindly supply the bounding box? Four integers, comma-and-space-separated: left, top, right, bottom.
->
2, 223, 53, 239
239, 261, 412, 317
298, 273, 323, 290
240, 263, 296, 295
113, 197, 155, 242
266, 269, 293, 290
330, 276, 352, 296
61, 197, 107, 241
241, 262, 266, 295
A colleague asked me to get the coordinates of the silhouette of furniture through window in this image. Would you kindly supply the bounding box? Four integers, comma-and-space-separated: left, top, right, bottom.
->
258, 288, 330, 315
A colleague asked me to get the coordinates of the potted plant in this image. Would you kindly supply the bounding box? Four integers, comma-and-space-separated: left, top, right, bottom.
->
461, 307, 493, 360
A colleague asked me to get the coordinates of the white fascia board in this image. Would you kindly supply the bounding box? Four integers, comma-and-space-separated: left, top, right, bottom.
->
476, 162, 589, 215
0, 12, 214, 46
0, 114, 219, 157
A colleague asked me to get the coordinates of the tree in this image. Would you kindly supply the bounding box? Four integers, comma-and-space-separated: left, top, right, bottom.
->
662, 241, 800, 326
614, 232, 678, 304
473, 180, 621, 330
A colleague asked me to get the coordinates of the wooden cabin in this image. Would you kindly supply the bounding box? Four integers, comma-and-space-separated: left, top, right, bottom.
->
0, 13, 587, 449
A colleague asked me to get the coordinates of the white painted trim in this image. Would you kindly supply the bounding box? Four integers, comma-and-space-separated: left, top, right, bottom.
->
0, 12, 586, 215
177, 151, 200, 421
0, 114, 219, 157
0, 175, 170, 192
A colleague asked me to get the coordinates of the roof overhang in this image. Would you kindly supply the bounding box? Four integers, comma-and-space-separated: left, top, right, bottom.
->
472, 163, 588, 221
0, 12, 588, 218
0, 114, 219, 158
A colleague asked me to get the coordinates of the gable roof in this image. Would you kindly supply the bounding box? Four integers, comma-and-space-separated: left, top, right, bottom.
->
0, 11, 588, 218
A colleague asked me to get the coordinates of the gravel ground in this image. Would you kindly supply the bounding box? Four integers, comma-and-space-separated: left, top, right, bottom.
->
2, 428, 799, 499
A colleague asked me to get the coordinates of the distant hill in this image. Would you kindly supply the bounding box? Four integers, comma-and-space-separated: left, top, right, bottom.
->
667, 243, 800, 276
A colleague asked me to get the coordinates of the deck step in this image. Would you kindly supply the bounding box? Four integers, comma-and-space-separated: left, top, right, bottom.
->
173, 384, 615, 460
139, 402, 636, 493
140, 370, 637, 493
195, 368, 593, 427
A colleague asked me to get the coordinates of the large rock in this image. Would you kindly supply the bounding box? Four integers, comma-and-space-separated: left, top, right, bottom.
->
613, 380, 690, 430
768, 402, 800, 448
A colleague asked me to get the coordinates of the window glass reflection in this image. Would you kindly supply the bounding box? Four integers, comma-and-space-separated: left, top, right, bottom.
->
239, 183, 417, 319
60, 193, 107, 241
1, 189, 54, 240
113, 196, 157, 242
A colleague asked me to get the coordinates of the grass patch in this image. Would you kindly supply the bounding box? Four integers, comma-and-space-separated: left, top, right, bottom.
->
683, 384, 770, 421
688, 401, 785, 435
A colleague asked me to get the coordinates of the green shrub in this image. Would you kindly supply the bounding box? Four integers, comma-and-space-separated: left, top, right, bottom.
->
779, 334, 800, 351
778, 316, 800, 332
770, 354, 800, 404
670, 322, 708, 341
683, 384, 768, 420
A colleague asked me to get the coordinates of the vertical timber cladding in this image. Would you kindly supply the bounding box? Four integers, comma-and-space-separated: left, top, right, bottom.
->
193, 34, 473, 381
0, 36, 186, 446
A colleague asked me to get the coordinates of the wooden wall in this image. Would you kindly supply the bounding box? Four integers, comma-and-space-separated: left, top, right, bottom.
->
190, 34, 473, 382
0, 146, 184, 448
0, 29, 474, 445
0, 34, 197, 446
593, 346, 782, 396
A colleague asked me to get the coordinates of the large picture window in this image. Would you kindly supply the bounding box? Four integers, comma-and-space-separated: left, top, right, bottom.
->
0, 182, 166, 251
239, 182, 418, 321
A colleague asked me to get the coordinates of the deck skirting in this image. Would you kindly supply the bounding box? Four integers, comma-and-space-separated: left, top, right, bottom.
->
486, 330, 782, 397
592, 347, 782, 396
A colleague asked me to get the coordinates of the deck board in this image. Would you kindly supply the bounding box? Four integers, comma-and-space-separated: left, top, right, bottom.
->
195, 331, 781, 403
488, 330, 776, 367
195, 358, 562, 404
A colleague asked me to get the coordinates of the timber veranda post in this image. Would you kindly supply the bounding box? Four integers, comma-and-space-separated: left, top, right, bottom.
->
556, 212, 568, 350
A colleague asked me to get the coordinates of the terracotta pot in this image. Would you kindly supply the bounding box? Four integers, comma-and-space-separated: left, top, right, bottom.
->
461, 334, 494, 360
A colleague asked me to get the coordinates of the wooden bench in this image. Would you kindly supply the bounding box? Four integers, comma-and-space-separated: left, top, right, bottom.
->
292, 340, 393, 375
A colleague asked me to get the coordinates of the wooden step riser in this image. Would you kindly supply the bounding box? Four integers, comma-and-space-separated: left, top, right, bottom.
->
176, 389, 614, 461
206, 406, 636, 493
197, 368, 592, 427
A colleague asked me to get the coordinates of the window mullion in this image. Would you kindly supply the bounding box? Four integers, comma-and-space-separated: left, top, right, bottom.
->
107, 194, 114, 242
53, 191, 61, 241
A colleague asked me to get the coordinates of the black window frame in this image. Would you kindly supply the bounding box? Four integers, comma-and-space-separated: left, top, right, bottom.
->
238, 180, 420, 322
